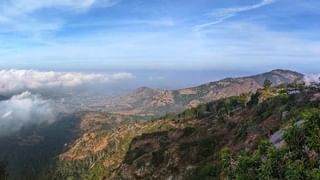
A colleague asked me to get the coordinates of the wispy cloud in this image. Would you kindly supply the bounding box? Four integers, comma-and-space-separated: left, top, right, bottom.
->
0, 0, 119, 42
194, 0, 276, 32
0, 0, 118, 17
2, 21, 319, 72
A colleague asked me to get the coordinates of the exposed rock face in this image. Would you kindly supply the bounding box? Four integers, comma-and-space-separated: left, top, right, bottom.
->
270, 120, 305, 149
94, 69, 303, 117
270, 129, 285, 149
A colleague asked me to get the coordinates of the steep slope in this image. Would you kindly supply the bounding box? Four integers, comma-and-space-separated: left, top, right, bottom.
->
50, 83, 320, 180
0, 111, 140, 180
113, 85, 320, 180
97, 69, 303, 117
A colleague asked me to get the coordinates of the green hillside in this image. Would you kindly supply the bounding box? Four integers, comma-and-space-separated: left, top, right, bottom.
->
45, 83, 320, 179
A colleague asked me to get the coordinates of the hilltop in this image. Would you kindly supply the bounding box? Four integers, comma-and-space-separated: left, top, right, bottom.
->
95, 69, 303, 117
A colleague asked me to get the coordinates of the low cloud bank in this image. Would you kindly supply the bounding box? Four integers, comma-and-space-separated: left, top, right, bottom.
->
304, 74, 320, 85
0, 69, 135, 95
0, 92, 55, 136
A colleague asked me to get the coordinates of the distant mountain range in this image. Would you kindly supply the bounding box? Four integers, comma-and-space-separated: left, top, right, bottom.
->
95, 69, 303, 117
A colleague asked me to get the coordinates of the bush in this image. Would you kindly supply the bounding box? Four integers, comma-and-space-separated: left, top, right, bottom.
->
221, 111, 320, 180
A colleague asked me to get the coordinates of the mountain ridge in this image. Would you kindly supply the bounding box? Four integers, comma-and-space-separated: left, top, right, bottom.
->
94, 69, 303, 117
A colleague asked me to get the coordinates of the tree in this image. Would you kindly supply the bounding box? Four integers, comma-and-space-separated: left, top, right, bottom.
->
248, 91, 261, 106
284, 120, 306, 159
263, 79, 272, 89
220, 148, 234, 179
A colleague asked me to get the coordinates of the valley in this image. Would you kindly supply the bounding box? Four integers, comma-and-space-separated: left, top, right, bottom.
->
0, 69, 318, 180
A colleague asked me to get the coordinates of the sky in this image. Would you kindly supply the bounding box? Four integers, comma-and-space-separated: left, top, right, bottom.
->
0, 0, 319, 134
0, 0, 319, 74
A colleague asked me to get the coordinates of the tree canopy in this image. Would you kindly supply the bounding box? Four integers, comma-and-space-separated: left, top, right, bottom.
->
263, 79, 273, 89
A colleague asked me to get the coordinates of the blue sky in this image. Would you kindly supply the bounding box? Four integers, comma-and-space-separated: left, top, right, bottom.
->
0, 0, 319, 73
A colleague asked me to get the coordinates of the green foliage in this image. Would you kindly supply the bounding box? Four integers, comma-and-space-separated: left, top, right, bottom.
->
221, 111, 320, 180
304, 112, 320, 158
285, 160, 305, 180
309, 169, 320, 179
175, 94, 250, 121
85, 163, 107, 180
191, 163, 220, 180
248, 91, 261, 106
220, 148, 233, 179
284, 120, 306, 158
234, 151, 260, 180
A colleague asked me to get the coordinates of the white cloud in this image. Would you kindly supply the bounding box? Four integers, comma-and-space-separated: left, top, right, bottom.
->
0, 69, 135, 95
0, 91, 54, 136
1, 20, 320, 72
193, 14, 235, 32
194, 0, 276, 32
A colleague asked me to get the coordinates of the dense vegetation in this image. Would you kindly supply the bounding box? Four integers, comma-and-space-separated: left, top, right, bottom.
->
221, 110, 320, 179
187, 84, 320, 179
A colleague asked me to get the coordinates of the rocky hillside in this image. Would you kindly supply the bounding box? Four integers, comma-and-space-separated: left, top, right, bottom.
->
48, 82, 320, 180
113, 86, 320, 180
96, 69, 303, 117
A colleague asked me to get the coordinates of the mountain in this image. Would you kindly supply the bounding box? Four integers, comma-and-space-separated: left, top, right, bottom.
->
113, 86, 320, 180
1, 69, 305, 179
96, 69, 303, 117
49, 81, 320, 180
